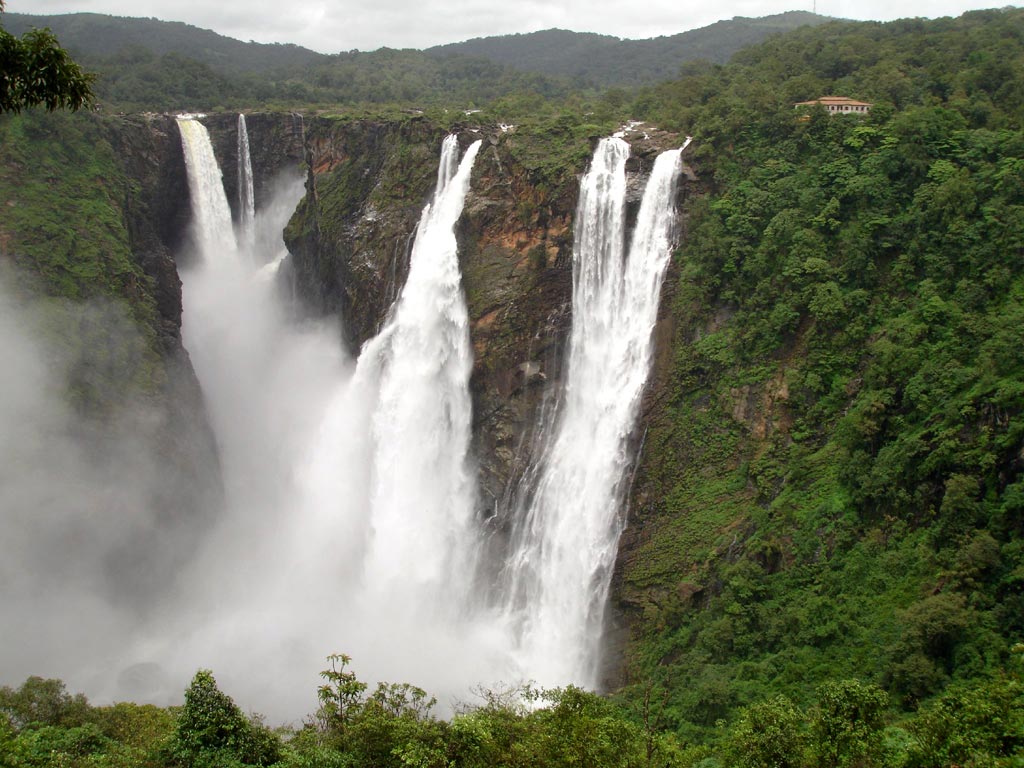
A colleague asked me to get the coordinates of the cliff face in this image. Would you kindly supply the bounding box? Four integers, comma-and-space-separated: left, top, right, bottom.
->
105, 113, 192, 352
0, 110, 223, 605
283, 118, 698, 665
284, 118, 590, 509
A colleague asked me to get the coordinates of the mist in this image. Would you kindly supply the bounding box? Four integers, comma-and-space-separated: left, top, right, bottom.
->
4, 119, 639, 722
112, 163, 360, 720
0, 271, 206, 701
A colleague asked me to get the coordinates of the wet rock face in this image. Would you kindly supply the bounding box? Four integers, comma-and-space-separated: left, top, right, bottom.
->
284, 118, 449, 347
106, 113, 191, 353
459, 135, 578, 509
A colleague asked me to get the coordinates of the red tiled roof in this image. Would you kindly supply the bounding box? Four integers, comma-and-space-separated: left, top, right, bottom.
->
794, 96, 873, 107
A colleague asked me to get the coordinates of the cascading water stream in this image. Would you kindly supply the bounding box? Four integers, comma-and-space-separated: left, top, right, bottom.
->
177, 117, 237, 258
289, 134, 508, 698
163, 117, 356, 717
502, 137, 684, 688
237, 114, 256, 252
359, 135, 483, 602
170, 127, 498, 711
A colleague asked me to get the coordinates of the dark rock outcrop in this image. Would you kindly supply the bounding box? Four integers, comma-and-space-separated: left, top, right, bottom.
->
105, 113, 192, 352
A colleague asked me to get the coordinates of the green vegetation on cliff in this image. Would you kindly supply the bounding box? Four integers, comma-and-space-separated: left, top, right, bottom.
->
0, 110, 163, 409
612, 5, 1024, 746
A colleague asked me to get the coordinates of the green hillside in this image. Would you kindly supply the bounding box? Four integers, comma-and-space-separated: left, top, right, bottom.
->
2, 12, 322, 75
427, 12, 832, 86
614, 4, 1024, 745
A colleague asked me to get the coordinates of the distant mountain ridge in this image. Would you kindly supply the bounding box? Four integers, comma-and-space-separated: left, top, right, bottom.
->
427, 12, 834, 86
2, 12, 324, 77
7, 10, 833, 89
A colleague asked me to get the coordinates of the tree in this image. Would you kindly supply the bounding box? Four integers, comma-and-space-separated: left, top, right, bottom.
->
811, 680, 888, 768
0, 676, 91, 731
316, 653, 368, 737
0, 0, 95, 113
722, 695, 807, 768
166, 670, 281, 767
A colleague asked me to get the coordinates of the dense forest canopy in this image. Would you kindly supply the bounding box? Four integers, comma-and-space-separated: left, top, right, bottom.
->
609, 2, 1024, 748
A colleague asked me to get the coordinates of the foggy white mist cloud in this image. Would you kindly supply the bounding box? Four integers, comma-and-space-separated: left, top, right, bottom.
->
0, 274, 192, 699
9, 0, 1019, 53
148, 138, 517, 722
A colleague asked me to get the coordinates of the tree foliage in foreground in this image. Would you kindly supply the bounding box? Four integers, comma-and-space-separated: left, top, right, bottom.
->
0, 2, 94, 114
0, 655, 1022, 768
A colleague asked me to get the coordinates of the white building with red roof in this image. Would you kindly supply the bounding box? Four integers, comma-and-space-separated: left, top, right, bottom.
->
794, 96, 873, 114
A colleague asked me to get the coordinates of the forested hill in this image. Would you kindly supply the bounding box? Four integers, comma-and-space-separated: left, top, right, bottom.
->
426, 12, 832, 86
1, 12, 322, 76
606, 3, 1024, 748
3, 9, 832, 110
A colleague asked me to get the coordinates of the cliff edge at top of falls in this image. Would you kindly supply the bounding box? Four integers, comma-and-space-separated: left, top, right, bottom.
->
281, 116, 701, 513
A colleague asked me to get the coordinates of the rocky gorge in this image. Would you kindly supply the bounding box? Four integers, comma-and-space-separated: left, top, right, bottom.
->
0, 107, 699, 692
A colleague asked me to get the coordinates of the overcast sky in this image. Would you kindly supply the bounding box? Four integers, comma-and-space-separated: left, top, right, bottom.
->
7, 0, 1020, 53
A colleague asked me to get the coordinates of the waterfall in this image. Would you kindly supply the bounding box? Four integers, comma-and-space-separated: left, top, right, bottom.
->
358, 135, 483, 602
164, 116, 355, 718
164, 127, 500, 714
237, 114, 256, 252
285, 135, 508, 700
503, 138, 683, 688
135, 120, 680, 713
177, 117, 237, 258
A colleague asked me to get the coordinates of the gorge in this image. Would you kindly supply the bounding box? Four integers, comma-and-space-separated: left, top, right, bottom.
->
0, 108, 691, 719
165, 115, 687, 714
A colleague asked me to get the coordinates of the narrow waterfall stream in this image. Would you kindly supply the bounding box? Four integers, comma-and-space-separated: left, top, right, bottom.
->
237, 113, 256, 252
294, 135, 508, 700
178, 117, 237, 257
